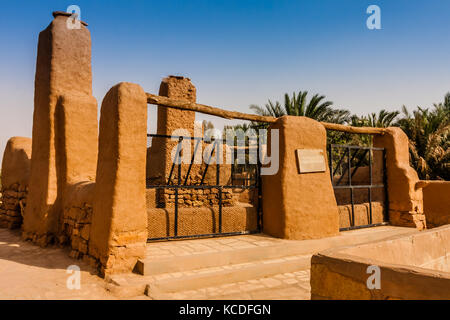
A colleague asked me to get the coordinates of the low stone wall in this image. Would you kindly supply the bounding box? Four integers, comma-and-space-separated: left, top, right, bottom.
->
64, 203, 93, 258
0, 137, 32, 229
0, 185, 28, 229
146, 187, 255, 209
422, 181, 450, 228
59, 182, 98, 268
147, 204, 257, 238
338, 202, 385, 229
334, 188, 385, 205
311, 225, 450, 299
161, 188, 234, 207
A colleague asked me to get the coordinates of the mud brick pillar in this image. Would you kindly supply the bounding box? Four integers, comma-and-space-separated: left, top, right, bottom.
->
373, 127, 426, 230
23, 12, 96, 245
146, 76, 196, 185
89, 82, 148, 276
262, 116, 340, 240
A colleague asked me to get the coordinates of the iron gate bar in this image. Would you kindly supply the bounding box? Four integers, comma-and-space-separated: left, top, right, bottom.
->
147, 230, 259, 242
330, 144, 385, 151
200, 140, 218, 185
256, 134, 263, 231
339, 222, 389, 232
332, 150, 347, 179
148, 133, 203, 141
368, 148, 373, 224
146, 132, 261, 242
147, 184, 258, 189
348, 146, 355, 226
328, 144, 333, 181
183, 139, 201, 185
336, 148, 360, 186
329, 144, 389, 231
332, 184, 384, 189
216, 142, 222, 233
167, 136, 183, 185
350, 149, 369, 179
383, 149, 389, 222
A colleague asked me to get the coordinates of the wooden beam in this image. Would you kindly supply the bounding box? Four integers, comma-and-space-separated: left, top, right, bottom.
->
146, 93, 276, 123
321, 122, 386, 135
146, 92, 386, 135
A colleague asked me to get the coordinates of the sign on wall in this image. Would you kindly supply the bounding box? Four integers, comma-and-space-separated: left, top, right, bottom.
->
296, 149, 326, 173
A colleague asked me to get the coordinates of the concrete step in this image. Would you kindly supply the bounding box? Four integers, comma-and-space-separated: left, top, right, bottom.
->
148, 269, 312, 300
105, 255, 311, 299
145, 254, 312, 298
135, 241, 311, 276
107, 226, 418, 299
135, 226, 417, 276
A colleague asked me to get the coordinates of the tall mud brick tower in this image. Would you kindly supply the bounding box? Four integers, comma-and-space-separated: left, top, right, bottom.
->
147, 76, 196, 185
23, 12, 98, 245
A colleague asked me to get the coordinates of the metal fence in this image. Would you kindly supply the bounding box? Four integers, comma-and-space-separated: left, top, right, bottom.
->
146, 133, 262, 241
328, 144, 389, 231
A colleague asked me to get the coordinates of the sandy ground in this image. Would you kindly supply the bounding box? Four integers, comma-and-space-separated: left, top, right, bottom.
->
0, 228, 144, 300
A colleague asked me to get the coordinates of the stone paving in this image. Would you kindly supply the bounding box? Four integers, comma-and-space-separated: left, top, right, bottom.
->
152, 270, 311, 300
145, 226, 417, 260
146, 234, 284, 259
145, 253, 310, 282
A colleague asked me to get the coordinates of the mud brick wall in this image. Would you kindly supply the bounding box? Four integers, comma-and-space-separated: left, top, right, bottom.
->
373, 128, 426, 230
0, 136, 32, 229
0, 184, 28, 229
422, 181, 450, 228
62, 204, 93, 260
163, 188, 234, 207
337, 202, 385, 229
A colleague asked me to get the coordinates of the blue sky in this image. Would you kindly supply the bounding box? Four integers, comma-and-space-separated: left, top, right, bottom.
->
1, 0, 450, 160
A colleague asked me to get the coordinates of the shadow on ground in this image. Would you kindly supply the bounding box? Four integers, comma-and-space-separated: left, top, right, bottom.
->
0, 228, 96, 275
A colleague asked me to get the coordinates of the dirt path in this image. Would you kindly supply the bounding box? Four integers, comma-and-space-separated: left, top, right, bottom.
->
0, 228, 146, 300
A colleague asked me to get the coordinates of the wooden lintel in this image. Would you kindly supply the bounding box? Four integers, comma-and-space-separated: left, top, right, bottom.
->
146, 92, 386, 135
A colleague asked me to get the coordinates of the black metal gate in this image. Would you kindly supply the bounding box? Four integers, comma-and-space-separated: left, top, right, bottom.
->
146, 133, 262, 241
328, 144, 389, 231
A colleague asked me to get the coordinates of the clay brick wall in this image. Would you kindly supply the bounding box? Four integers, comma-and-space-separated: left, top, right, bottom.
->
373, 128, 426, 230
0, 187, 28, 229
23, 12, 97, 245
262, 116, 340, 240
0, 137, 32, 229
59, 181, 97, 267
422, 181, 450, 228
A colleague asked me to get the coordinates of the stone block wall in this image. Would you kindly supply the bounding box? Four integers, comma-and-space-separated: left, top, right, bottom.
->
337, 202, 385, 229
64, 204, 93, 259
60, 181, 96, 266
0, 186, 28, 229
162, 188, 234, 207
0, 137, 32, 229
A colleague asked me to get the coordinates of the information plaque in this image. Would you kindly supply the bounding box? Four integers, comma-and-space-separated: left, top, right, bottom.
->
296, 149, 326, 173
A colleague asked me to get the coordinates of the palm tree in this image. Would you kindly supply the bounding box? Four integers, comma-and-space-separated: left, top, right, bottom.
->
251, 91, 350, 123
433, 92, 450, 115
250, 100, 285, 118
284, 91, 334, 121
397, 102, 450, 180
367, 109, 400, 128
